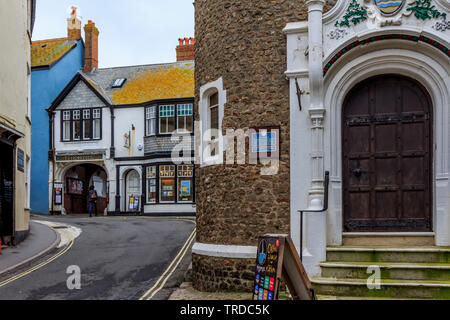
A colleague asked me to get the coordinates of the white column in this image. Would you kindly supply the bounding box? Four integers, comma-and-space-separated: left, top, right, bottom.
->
303, 0, 327, 276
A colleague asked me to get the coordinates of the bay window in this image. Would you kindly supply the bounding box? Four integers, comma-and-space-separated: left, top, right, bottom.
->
159, 105, 175, 134
177, 104, 193, 133
146, 106, 157, 136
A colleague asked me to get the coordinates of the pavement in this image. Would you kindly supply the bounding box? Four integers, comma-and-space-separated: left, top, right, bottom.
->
0, 221, 60, 277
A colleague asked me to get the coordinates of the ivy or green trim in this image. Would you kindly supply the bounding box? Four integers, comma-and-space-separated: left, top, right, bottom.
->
335, 0, 368, 27
407, 0, 447, 20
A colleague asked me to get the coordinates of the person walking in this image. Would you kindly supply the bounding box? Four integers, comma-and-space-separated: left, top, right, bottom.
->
88, 185, 98, 217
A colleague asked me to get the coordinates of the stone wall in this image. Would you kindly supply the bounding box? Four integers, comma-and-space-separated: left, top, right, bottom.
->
193, 0, 334, 291
192, 254, 255, 292
194, 0, 310, 244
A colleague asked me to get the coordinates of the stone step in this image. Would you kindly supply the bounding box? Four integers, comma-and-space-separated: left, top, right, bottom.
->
342, 233, 435, 246
311, 277, 450, 300
327, 246, 450, 263
320, 261, 450, 281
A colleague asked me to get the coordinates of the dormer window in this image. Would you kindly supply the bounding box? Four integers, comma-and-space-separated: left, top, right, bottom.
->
112, 78, 126, 88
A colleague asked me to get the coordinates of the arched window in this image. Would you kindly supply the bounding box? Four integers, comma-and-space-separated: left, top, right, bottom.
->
199, 77, 226, 167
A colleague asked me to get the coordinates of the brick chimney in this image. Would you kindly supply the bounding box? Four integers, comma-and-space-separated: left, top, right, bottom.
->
83, 20, 99, 73
176, 37, 195, 61
67, 6, 82, 41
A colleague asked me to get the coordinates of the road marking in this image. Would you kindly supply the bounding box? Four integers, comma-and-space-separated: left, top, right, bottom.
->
139, 228, 196, 300
0, 240, 74, 288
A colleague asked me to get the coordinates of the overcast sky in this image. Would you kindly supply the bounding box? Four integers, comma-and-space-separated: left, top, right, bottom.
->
32, 0, 195, 68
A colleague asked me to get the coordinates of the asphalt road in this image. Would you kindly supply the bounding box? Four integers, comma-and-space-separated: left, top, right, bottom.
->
0, 215, 195, 300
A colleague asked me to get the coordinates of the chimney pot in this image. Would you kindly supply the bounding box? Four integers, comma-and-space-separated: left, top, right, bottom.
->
67, 6, 82, 41
176, 36, 195, 62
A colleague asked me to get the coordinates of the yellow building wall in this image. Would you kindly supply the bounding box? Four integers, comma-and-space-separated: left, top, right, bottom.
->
0, 0, 32, 236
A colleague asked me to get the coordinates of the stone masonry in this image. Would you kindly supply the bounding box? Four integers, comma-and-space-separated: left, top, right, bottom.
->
192, 0, 336, 292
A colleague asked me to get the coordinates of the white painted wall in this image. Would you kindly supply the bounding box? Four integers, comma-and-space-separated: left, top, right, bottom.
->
114, 107, 145, 158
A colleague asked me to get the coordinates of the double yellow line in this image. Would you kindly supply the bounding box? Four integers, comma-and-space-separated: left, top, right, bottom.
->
139, 228, 196, 300
0, 240, 74, 288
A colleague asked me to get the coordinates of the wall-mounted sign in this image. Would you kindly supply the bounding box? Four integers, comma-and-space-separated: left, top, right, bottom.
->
253, 235, 315, 301
17, 148, 25, 172
67, 178, 83, 195
128, 196, 139, 211
249, 127, 280, 160
54, 183, 63, 205
56, 154, 103, 162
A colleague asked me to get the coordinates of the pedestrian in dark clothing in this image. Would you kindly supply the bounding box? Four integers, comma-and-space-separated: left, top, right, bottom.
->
88, 185, 98, 217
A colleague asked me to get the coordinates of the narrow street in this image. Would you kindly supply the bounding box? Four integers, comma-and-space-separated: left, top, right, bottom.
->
0, 216, 195, 300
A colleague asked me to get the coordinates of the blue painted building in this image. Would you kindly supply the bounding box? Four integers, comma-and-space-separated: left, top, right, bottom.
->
30, 10, 86, 214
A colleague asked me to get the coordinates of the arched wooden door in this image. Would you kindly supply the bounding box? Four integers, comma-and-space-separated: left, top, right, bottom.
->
342, 75, 433, 232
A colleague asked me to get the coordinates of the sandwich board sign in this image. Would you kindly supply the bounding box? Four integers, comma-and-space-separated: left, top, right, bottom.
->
252, 234, 315, 300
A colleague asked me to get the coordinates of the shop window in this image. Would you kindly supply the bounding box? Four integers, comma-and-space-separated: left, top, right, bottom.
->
146, 166, 157, 203
159, 105, 175, 134
177, 165, 194, 203
146, 106, 157, 136
177, 104, 193, 133
159, 165, 175, 202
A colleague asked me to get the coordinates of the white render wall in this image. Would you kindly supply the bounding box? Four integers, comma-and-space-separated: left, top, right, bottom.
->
114, 107, 145, 158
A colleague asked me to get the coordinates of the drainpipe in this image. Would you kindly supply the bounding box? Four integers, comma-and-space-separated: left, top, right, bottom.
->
49, 110, 55, 216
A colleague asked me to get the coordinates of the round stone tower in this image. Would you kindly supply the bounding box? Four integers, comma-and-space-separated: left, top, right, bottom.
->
193, 0, 311, 291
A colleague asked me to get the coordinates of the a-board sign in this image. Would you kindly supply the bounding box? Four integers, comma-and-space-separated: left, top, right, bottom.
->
252, 234, 315, 300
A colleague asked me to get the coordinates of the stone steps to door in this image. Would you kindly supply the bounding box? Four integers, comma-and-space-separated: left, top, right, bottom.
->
311, 277, 450, 300
327, 246, 450, 263
312, 246, 450, 299
320, 261, 450, 281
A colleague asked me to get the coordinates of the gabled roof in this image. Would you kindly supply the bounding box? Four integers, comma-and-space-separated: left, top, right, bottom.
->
49, 61, 195, 110
84, 61, 195, 105
31, 37, 78, 69
48, 72, 112, 111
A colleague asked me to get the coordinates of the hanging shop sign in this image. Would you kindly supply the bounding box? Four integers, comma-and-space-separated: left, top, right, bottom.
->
54, 183, 63, 205
249, 126, 280, 161
253, 235, 315, 301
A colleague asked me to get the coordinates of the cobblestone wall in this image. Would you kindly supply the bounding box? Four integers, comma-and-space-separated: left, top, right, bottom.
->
193, 0, 333, 291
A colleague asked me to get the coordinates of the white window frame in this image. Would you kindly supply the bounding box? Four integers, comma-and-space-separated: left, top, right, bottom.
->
159, 165, 176, 203
146, 106, 157, 136
177, 103, 194, 134
62, 111, 71, 141
83, 109, 91, 140
72, 110, 81, 141
159, 105, 175, 135
199, 77, 226, 167
93, 108, 101, 140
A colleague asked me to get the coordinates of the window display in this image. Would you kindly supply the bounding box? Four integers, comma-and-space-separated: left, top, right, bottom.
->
160, 165, 175, 202
146, 166, 157, 203
178, 165, 193, 202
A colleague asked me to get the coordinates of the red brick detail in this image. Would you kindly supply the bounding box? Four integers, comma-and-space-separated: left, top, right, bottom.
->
83, 21, 99, 73
176, 37, 195, 61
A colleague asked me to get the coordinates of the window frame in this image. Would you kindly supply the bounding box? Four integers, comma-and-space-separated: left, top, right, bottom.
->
143, 163, 195, 205
144, 101, 194, 137
60, 107, 103, 142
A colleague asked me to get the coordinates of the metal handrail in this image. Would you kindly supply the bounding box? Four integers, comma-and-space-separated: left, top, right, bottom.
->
298, 171, 330, 261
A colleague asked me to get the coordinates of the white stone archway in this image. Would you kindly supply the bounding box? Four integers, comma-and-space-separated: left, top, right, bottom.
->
323, 41, 450, 246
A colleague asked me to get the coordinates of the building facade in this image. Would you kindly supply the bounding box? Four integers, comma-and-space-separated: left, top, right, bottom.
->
30, 7, 86, 214
192, 0, 450, 294
48, 36, 196, 216
0, 0, 36, 245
